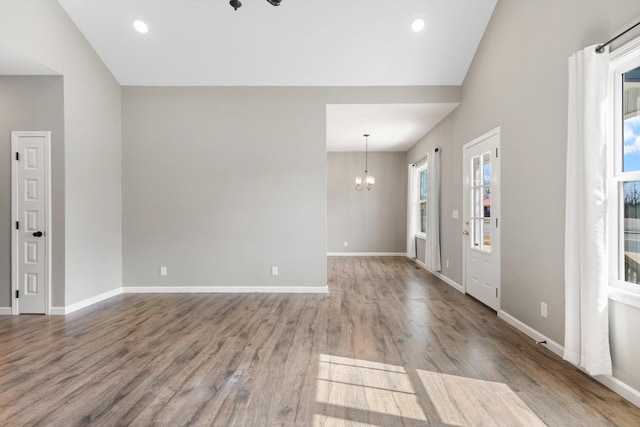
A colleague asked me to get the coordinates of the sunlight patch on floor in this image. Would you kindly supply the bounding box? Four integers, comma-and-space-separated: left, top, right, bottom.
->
315, 354, 427, 422
315, 354, 546, 427
417, 369, 546, 426
312, 414, 383, 427
318, 354, 406, 373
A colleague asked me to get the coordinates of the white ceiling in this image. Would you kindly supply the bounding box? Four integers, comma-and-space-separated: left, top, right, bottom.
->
57, 0, 497, 87
326, 103, 459, 152
10, 1, 496, 152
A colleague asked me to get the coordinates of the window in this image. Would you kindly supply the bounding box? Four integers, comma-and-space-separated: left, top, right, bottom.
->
619, 65, 640, 285
610, 40, 640, 295
469, 152, 492, 253
416, 164, 427, 236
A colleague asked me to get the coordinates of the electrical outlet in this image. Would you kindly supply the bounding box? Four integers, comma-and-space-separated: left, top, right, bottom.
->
541, 302, 548, 318
160, 266, 167, 276
271, 266, 279, 276
446, 259, 449, 268
344, 241, 348, 247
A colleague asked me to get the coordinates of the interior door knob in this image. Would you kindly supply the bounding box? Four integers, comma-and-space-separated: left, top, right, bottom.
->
33, 231, 43, 237
463, 230, 469, 236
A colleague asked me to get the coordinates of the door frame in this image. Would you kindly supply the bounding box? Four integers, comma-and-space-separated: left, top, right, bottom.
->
11, 131, 52, 315
462, 126, 501, 309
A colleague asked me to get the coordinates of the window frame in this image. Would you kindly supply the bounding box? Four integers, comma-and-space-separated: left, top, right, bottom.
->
608, 36, 640, 306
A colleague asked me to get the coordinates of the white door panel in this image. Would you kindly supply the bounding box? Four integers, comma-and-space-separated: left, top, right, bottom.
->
463, 129, 500, 311
12, 132, 50, 314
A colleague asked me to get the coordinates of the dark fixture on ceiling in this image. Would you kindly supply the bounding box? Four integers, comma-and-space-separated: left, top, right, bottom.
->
229, 0, 282, 10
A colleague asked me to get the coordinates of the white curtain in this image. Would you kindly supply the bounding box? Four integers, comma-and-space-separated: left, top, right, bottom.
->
564, 45, 612, 376
407, 164, 417, 258
425, 148, 441, 272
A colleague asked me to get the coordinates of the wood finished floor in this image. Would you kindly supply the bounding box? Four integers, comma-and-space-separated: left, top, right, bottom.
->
1, 257, 640, 426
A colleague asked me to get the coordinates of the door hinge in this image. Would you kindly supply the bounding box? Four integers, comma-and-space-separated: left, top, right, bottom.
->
496, 288, 498, 298
496, 218, 498, 228
16, 221, 19, 230
15, 152, 19, 161
495, 148, 498, 158
16, 290, 19, 299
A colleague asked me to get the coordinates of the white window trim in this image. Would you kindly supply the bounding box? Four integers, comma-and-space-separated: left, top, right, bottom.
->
608, 35, 640, 308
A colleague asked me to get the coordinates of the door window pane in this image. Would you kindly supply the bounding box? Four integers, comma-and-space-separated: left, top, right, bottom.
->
483, 153, 491, 185
483, 186, 491, 218
473, 188, 481, 217
623, 65, 640, 172
472, 156, 481, 186
483, 219, 491, 252
420, 202, 427, 234
473, 219, 481, 248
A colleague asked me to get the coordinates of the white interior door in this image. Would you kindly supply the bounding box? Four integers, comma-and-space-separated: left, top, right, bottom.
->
12, 131, 50, 315
463, 128, 500, 311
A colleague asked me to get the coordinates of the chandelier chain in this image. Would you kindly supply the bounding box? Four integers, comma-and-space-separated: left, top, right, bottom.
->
355, 133, 374, 192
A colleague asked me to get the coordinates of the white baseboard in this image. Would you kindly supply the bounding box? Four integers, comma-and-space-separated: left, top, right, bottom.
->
498, 310, 564, 357
14, 285, 328, 316
327, 252, 406, 257
0, 307, 12, 315
596, 373, 640, 408
410, 257, 464, 293
122, 286, 328, 294
498, 309, 640, 408
432, 271, 464, 293
50, 307, 66, 315
413, 258, 426, 268
62, 287, 123, 315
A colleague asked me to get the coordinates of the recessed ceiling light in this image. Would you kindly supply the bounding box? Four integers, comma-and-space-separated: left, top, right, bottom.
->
133, 19, 149, 34
411, 18, 425, 33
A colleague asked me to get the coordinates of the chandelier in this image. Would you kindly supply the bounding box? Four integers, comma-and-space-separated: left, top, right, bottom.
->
355, 134, 375, 192
229, 0, 282, 10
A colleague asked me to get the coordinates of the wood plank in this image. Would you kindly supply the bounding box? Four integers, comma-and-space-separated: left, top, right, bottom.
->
0, 257, 638, 425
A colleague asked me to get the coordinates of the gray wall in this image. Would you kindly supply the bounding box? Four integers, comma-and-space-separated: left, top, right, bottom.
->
122, 86, 459, 289
122, 87, 326, 288
406, 0, 640, 390
0, 0, 122, 306
327, 152, 406, 253
0, 76, 65, 307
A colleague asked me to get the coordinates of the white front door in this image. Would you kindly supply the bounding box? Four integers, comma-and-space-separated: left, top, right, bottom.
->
12, 131, 50, 314
463, 128, 501, 311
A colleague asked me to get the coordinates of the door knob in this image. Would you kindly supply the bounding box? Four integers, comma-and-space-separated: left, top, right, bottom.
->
33, 231, 43, 237
463, 230, 469, 236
